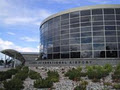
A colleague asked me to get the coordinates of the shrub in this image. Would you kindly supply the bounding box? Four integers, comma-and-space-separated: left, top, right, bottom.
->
29, 70, 41, 79
47, 71, 59, 82
3, 78, 24, 90
113, 84, 120, 89
34, 78, 53, 88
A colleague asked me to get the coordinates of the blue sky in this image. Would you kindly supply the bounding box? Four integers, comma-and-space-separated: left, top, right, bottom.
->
0, 0, 120, 52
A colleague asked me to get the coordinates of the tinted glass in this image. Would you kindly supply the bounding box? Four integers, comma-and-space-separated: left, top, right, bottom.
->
81, 51, 92, 58
81, 10, 90, 16
93, 26, 103, 31
93, 31, 104, 36
61, 46, 69, 52
61, 53, 69, 58
70, 28, 80, 33
116, 8, 120, 14
81, 32, 91, 37
81, 27, 91, 32
93, 37, 104, 43
61, 39, 69, 45
81, 37, 92, 43
93, 22, 103, 26
81, 22, 91, 27
104, 9, 114, 14
92, 9, 102, 15
61, 13, 69, 20
70, 45, 80, 51
81, 16, 91, 22
93, 44, 105, 50
92, 16, 103, 21
61, 19, 69, 25
104, 15, 115, 20
70, 52, 80, 58
106, 37, 116, 42
81, 44, 92, 50
116, 15, 120, 20
70, 23, 79, 28
70, 18, 79, 24
70, 11, 79, 18
105, 31, 116, 36
70, 38, 80, 44
94, 51, 105, 58
105, 26, 116, 30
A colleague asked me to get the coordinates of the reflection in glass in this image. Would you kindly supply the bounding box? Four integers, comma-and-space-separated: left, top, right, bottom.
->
70, 38, 80, 44
81, 27, 91, 32
81, 37, 92, 43
92, 9, 102, 15
81, 10, 90, 16
81, 32, 91, 37
81, 44, 92, 50
93, 37, 104, 43
81, 51, 92, 58
106, 37, 116, 42
92, 16, 103, 21
70, 52, 80, 58
106, 43, 117, 50
70, 11, 79, 18
104, 9, 114, 14
70, 45, 80, 51
94, 51, 105, 58
70, 18, 79, 24
93, 44, 104, 50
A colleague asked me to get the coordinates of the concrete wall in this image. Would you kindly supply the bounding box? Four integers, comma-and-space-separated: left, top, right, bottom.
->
25, 58, 120, 67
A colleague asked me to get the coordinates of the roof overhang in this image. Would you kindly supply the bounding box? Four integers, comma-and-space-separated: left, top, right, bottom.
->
0, 49, 25, 65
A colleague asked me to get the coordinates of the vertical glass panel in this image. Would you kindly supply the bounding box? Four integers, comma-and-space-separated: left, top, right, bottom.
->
61, 39, 69, 45
116, 15, 120, 20
93, 44, 105, 50
53, 53, 60, 59
92, 16, 103, 21
116, 8, 120, 14
104, 15, 115, 20
70, 38, 80, 44
61, 19, 69, 25
104, 9, 114, 14
48, 54, 52, 59
81, 32, 91, 37
81, 16, 91, 22
81, 22, 91, 27
93, 26, 103, 31
105, 31, 116, 36
105, 26, 116, 30
81, 44, 92, 50
106, 37, 116, 42
81, 27, 91, 32
61, 13, 69, 20
105, 21, 115, 25
106, 51, 118, 58
70, 11, 79, 18
81, 51, 92, 58
92, 9, 102, 15
81, 10, 90, 16
70, 28, 80, 33
61, 46, 69, 52
61, 34, 69, 39
53, 47, 60, 52
70, 23, 79, 28
106, 43, 117, 50
70, 45, 80, 51
93, 22, 103, 26
93, 37, 104, 43
61, 25, 69, 30
70, 33, 80, 38
94, 51, 105, 58
70, 52, 80, 58
81, 37, 92, 43
61, 53, 69, 58
70, 18, 79, 24
93, 31, 104, 36
61, 29, 69, 34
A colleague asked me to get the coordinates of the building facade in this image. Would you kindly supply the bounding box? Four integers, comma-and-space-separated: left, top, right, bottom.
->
40, 5, 120, 63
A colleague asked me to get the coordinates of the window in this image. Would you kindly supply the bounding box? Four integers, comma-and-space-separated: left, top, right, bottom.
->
70, 45, 80, 51
116, 15, 120, 20
104, 9, 114, 14
93, 37, 104, 43
53, 47, 60, 52
61, 19, 69, 25
105, 21, 115, 25
81, 44, 92, 50
106, 43, 117, 50
61, 13, 69, 20
81, 37, 92, 43
70, 33, 80, 38
93, 26, 103, 31
93, 44, 105, 50
81, 16, 91, 22
70, 23, 79, 28
81, 32, 91, 37
61, 53, 69, 58
92, 9, 102, 15
81, 27, 91, 32
106, 37, 116, 42
70, 18, 79, 24
81, 22, 91, 27
93, 22, 103, 26
94, 51, 105, 58
61, 29, 69, 34
48, 54, 52, 59
81, 51, 92, 58
70, 11, 79, 18
70, 38, 80, 44
92, 16, 103, 21
81, 10, 90, 16
104, 15, 115, 20
105, 31, 116, 36
70, 52, 80, 58
70, 28, 80, 33
53, 53, 60, 59
61, 34, 69, 39
61, 39, 69, 45
61, 25, 69, 30
117, 21, 120, 25
61, 46, 69, 52
93, 31, 104, 36
116, 8, 120, 14
105, 26, 116, 30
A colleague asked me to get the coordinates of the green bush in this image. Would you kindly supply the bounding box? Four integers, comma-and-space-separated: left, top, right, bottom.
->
47, 70, 59, 82
3, 78, 24, 90
113, 84, 120, 89
29, 70, 41, 79
65, 67, 82, 81
34, 78, 53, 88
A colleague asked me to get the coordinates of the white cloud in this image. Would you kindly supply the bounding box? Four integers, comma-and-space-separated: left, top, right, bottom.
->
20, 37, 39, 42
0, 38, 38, 52
0, 0, 53, 26
7, 32, 15, 35
87, 0, 110, 4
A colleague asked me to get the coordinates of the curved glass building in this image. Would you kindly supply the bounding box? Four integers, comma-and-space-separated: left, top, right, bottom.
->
40, 5, 120, 61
